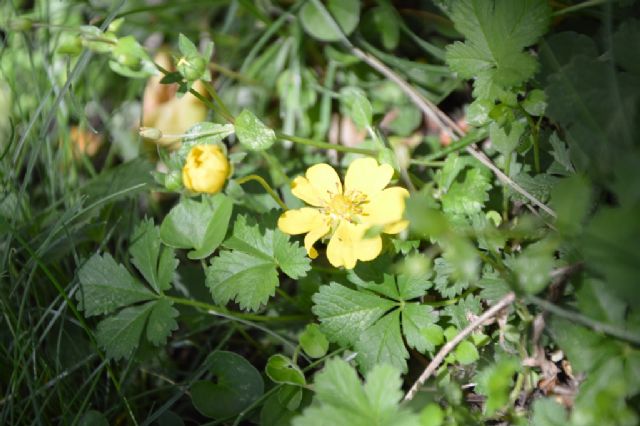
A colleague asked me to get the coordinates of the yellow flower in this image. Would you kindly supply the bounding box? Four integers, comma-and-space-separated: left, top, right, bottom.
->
182, 145, 230, 194
278, 158, 409, 269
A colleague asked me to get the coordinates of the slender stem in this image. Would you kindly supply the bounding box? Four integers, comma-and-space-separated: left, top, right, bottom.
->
502, 152, 512, 221
165, 295, 307, 323
413, 128, 489, 163
527, 295, 640, 346
201, 80, 235, 123
235, 174, 288, 210
277, 132, 378, 156
404, 292, 517, 401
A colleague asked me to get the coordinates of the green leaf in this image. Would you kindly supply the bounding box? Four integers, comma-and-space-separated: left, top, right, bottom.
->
419, 404, 444, 426
299, 324, 329, 359
530, 399, 568, 426
77, 253, 155, 317
78, 411, 109, 426
207, 216, 310, 311
95, 301, 155, 359
444, 295, 482, 329
234, 109, 276, 151
292, 359, 420, 426
191, 351, 264, 419
510, 239, 556, 294
454, 340, 479, 365
175, 122, 234, 164
178, 33, 199, 57
401, 303, 439, 353
474, 357, 520, 415
356, 310, 408, 372
434, 257, 470, 298
522, 89, 547, 116
146, 299, 179, 345
299, 0, 361, 42
445, 0, 551, 100
421, 324, 444, 348
548, 132, 574, 174
489, 120, 525, 155
370, 4, 400, 50
265, 354, 306, 386
130, 219, 177, 293
312, 282, 395, 346
550, 175, 591, 236
160, 195, 233, 260
340, 87, 372, 130
441, 167, 492, 216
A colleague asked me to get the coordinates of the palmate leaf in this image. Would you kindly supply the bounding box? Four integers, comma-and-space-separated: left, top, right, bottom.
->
206, 215, 310, 311
313, 274, 438, 373
292, 359, 421, 426
444, 0, 551, 100
78, 220, 180, 359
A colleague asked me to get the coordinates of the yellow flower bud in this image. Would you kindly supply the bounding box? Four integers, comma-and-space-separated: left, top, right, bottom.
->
182, 145, 230, 194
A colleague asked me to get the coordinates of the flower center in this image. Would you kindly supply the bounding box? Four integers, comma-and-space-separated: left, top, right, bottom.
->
326, 192, 367, 221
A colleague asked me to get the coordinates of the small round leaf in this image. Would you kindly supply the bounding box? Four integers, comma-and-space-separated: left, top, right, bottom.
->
234, 109, 276, 151
265, 354, 306, 386
299, 0, 361, 42
454, 340, 479, 365
299, 324, 329, 358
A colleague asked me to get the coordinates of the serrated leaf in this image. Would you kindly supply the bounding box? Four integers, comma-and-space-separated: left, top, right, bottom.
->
146, 299, 179, 345
511, 239, 556, 294
356, 310, 408, 372
266, 354, 306, 386
293, 358, 420, 426
130, 219, 177, 293
445, 0, 551, 100
160, 195, 233, 259
207, 216, 309, 311
475, 357, 520, 415
96, 301, 155, 359
401, 303, 438, 353
299, 0, 361, 42
234, 109, 276, 151
444, 295, 482, 329
77, 253, 155, 317
207, 251, 278, 311
434, 257, 470, 299
489, 120, 525, 155
441, 167, 492, 216
312, 282, 395, 346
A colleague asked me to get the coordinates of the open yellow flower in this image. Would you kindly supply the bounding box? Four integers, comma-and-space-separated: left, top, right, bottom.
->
278, 157, 409, 269
182, 144, 230, 194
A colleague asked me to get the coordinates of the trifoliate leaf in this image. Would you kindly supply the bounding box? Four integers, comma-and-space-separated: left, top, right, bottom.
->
299, 0, 361, 42
207, 216, 310, 311
146, 298, 179, 345
130, 218, 177, 293
160, 195, 233, 260
95, 301, 155, 359
292, 358, 421, 426
299, 324, 329, 359
234, 109, 276, 151
77, 253, 155, 317
401, 303, 439, 353
265, 354, 306, 386
441, 167, 492, 216
445, 0, 551, 100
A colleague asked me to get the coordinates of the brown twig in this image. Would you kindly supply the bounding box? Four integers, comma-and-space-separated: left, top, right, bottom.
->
350, 47, 557, 219
403, 292, 516, 402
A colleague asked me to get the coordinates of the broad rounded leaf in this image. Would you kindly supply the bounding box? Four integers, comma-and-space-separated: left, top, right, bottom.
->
191, 351, 264, 419
454, 340, 479, 365
234, 109, 276, 151
299, 0, 360, 42
265, 354, 306, 386
299, 324, 329, 358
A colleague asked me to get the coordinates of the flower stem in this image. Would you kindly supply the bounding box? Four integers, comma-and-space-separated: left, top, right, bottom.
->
276, 132, 378, 156
200, 80, 235, 124
235, 174, 288, 210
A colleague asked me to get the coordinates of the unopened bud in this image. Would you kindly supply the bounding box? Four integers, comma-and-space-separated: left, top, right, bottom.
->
139, 127, 163, 140
177, 55, 206, 81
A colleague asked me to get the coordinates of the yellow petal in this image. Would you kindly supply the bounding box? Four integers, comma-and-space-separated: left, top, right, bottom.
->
326, 222, 382, 269
304, 217, 330, 259
278, 208, 322, 235
361, 187, 409, 233
344, 157, 394, 198
290, 163, 342, 207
